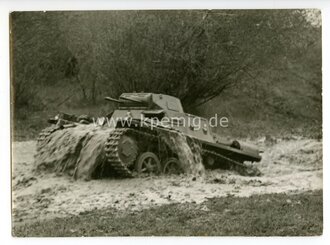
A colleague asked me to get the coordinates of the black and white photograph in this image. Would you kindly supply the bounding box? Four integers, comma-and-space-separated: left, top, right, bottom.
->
8, 7, 323, 237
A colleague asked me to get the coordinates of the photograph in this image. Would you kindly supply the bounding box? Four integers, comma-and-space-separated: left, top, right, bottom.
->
10, 9, 322, 236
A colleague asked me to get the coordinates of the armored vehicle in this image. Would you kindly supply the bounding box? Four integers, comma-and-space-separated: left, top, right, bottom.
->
38, 93, 262, 177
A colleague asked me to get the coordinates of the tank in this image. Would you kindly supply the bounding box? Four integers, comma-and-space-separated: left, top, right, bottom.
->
37, 93, 262, 177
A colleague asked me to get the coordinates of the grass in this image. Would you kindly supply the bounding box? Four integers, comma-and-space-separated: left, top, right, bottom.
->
12, 190, 323, 237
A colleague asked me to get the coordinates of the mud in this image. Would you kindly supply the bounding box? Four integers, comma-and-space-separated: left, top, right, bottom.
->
12, 137, 322, 226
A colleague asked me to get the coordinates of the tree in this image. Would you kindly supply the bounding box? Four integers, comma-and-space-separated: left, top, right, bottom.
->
11, 12, 71, 110
11, 10, 321, 112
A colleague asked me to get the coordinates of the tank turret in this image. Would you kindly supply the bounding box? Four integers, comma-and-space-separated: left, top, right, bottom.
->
102, 93, 262, 177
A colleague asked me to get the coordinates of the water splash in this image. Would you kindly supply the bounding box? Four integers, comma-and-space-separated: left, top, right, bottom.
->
159, 131, 205, 177
35, 125, 113, 180
35, 124, 206, 180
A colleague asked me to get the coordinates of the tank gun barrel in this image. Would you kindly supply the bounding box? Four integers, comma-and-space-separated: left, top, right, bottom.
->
104, 97, 124, 103
105, 96, 146, 104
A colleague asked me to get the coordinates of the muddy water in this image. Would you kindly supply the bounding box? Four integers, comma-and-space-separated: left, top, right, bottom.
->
159, 131, 205, 176
35, 125, 114, 180
12, 137, 322, 225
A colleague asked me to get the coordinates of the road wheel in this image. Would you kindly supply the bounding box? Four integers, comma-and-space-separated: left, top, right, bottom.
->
135, 152, 161, 175
163, 157, 184, 175
206, 155, 216, 167
118, 135, 139, 168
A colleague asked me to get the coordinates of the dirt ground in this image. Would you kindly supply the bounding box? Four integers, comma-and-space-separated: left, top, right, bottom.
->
11, 136, 322, 226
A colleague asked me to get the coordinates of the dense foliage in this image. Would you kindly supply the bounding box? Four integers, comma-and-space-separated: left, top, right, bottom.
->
11, 10, 321, 112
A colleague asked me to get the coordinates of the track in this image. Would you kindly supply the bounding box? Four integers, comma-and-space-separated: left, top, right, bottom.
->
202, 149, 261, 176
103, 125, 261, 177
104, 127, 159, 177
104, 128, 134, 177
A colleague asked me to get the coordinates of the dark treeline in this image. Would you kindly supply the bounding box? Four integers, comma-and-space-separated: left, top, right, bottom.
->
11, 10, 321, 114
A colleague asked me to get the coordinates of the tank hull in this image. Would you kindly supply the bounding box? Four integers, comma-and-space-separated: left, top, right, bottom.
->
36, 92, 262, 178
